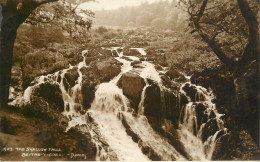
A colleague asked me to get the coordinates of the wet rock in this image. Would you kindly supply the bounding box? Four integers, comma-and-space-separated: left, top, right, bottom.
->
201, 114, 208, 124
209, 110, 216, 119
160, 75, 172, 89
143, 83, 162, 120
195, 103, 206, 127
120, 113, 140, 143
82, 81, 96, 110
166, 70, 185, 82
33, 82, 64, 112
138, 140, 161, 161
91, 57, 121, 82
80, 67, 97, 110
111, 50, 118, 56
211, 133, 231, 160
118, 72, 145, 102
121, 56, 132, 61
161, 89, 179, 127
64, 67, 79, 88
201, 119, 219, 142
123, 47, 140, 56
131, 60, 142, 66
117, 48, 123, 53
99, 48, 112, 56
182, 83, 198, 102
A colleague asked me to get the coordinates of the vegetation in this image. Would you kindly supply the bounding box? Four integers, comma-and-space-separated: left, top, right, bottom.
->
0, 0, 93, 107
95, 0, 186, 30
179, 0, 259, 145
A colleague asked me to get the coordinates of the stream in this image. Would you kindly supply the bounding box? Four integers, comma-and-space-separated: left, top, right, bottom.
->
9, 47, 227, 161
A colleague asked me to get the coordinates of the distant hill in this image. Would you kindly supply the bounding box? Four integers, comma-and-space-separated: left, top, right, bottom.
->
94, 0, 187, 31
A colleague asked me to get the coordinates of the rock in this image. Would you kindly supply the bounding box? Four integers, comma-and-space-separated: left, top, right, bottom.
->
85, 57, 92, 65
118, 72, 145, 111
123, 47, 140, 56
195, 103, 206, 127
33, 82, 64, 112
146, 57, 154, 61
99, 49, 112, 56
182, 83, 198, 102
91, 57, 121, 82
166, 70, 185, 82
160, 75, 172, 89
80, 67, 97, 110
143, 83, 162, 120
131, 60, 142, 66
121, 56, 132, 61
201, 119, 219, 142
117, 48, 123, 53
161, 89, 179, 127
209, 110, 216, 119
64, 67, 79, 88
120, 113, 140, 143
111, 50, 118, 56
211, 134, 231, 160
82, 81, 96, 110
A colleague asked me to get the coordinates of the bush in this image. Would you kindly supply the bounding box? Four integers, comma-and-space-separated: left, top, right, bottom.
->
95, 26, 108, 35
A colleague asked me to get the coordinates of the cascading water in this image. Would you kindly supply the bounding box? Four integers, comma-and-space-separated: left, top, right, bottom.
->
178, 80, 227, 160
10, 46, 227, 161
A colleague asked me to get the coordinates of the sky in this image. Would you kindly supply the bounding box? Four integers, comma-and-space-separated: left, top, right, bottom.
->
79, 0, 171, 11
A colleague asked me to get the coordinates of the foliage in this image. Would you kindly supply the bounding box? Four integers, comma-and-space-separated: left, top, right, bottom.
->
179, 0, 259, 74
95, 0, 187, 31
95, 26, 108, 34
25, 0, 94, 37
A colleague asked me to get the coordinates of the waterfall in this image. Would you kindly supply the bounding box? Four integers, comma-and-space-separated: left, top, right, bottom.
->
178, 80, 227, 160
10, 46, 228, 161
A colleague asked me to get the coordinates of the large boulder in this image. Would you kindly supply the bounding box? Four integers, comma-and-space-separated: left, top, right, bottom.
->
33, 82, 64, 112
91, 57, 121, 82
182, 83, 205, 102
123, 47, 140, 56
166, 70, 186, 82
143, 83, 162, 120
64, 67, 79, 89
201, 118, 219, 142
118, 72, 145, 111
212, 129, 260, 160
80, 67, 97, 110
161, 89, 179, 127
195, 103, 206, 128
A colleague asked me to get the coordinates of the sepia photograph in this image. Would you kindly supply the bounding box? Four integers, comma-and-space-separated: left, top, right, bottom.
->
0, 0, 259, 161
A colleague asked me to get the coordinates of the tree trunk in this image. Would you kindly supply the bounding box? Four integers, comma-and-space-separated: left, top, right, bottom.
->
233, 64, 259, 147
0, 2, 33, 108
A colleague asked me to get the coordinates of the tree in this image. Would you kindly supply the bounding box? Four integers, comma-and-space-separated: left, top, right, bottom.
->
24, 0, 94, 37
179, 0, 259, 145
0, 0, 93, 108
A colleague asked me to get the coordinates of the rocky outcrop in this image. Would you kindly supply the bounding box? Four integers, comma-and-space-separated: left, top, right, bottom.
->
91, 57, 121, 82
32, 82, 64, 112
212, 129, 260, 160
143, 83, 162, 120
123, 47, 140, 56
161, 89, 179, 127
166, 70, 186, 82
80, 67, 97, 110
195, 103, 206, 128
182, 83, 205, 102
64, 67, 79, 89
118, 71, 145, 111
201, 119, 219, 142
